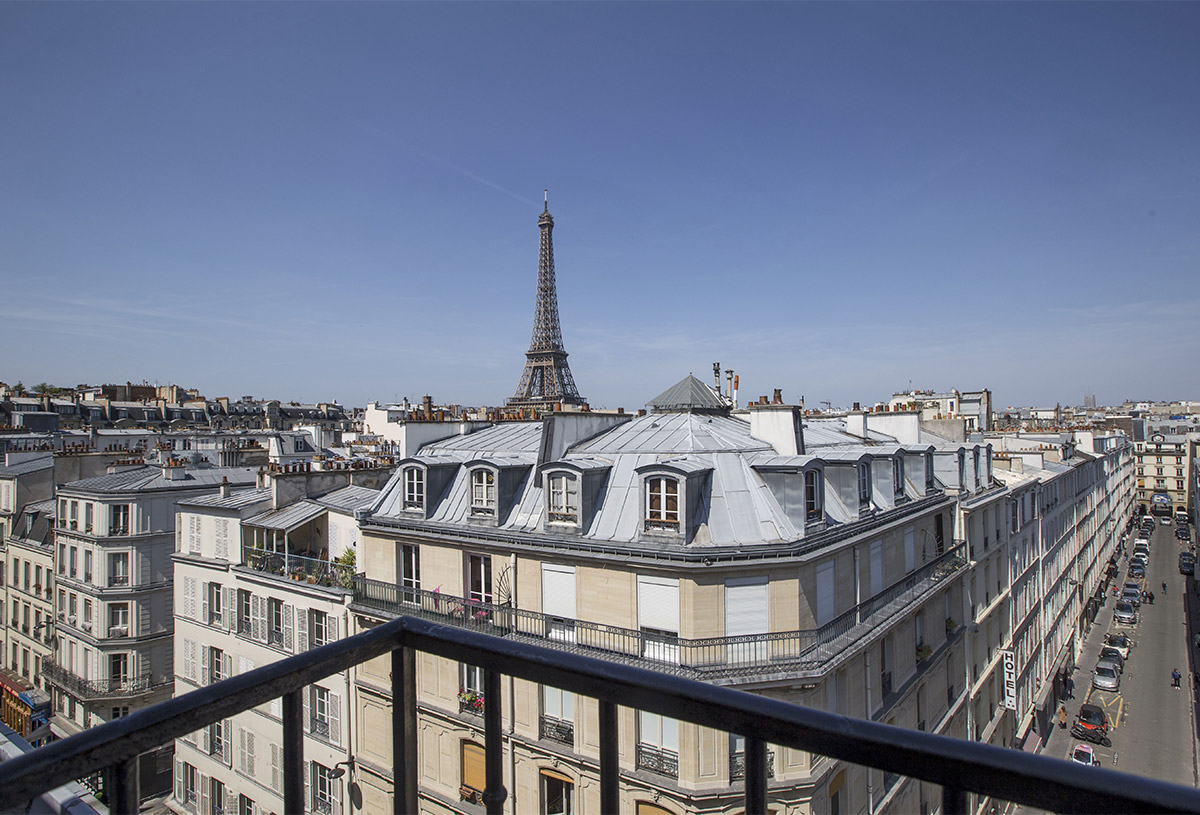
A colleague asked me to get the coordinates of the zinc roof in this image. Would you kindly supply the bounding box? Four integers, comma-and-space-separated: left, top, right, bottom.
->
245, 501, 324, 532
316, 485, 381, 514
572, 413, 769, 455
646, 374, 727, 412
0, 457, 54, 477
60, 466, 257, 495
181, 487, 273, 510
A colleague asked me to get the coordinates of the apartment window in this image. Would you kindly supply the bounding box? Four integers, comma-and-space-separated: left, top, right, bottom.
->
112, 706, 129, 719
546, 473, 579, 524
84, 599, 93, 626
109, 504, 130, 536
108, 553, 130, 586
208, 583, 223, 627
310, 609, 329, 649
1011, 501, 1020, 534
461, 742, 486, 804
467, 553, 492, 604
109, 603, 130, 637
208, 647, 225, 684
12, 558, 20, 585
637, 711, 679, 777
644, 476, 680, 531
461, 662, 484, 707
269, 599, 285, 647
85, 503, 94, 533
925, 453, 935, 491
182, 762, 198, 805
58, 544, 66, 574
109, 652, 129, 684
470, 469, 496, 516
24, 561, 31, 591
541, 685, 575, 746
893, 457, 905, 496
57, 590, 65, 619
638, 575, 680, 663
805, 470, 823, 521
312, 761, 336, 815
238, 589, 251, 634
69, 501, 78, 531
238, 795, 255, 815
312, 685, 332, 738
857, 463, 871, 507
403, 467, 425, 510
83, 551, 93, 583
401, 544, 420, 604
210, 778, 226, 813
69, 548, 78, 578
541, 771, 574, 815
59, 499, 67, 528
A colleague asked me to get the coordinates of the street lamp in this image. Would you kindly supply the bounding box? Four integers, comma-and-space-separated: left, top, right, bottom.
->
329, 757, 355, 780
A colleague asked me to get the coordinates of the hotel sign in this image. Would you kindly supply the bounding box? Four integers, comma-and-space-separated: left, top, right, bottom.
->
1002, 650, 1017, 710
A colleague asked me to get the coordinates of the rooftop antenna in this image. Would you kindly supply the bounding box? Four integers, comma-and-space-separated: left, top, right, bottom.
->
544, 188, 548, 212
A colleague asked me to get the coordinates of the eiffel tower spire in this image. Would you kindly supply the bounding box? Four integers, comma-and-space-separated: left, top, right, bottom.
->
508, 192, 584, 411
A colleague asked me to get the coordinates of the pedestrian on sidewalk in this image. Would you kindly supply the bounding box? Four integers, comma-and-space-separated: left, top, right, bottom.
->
1058, 705, 1068, 730
1064, 675, 1074, 699
1173, 668, 1182, 688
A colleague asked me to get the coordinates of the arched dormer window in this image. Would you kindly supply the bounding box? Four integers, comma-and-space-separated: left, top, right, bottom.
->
403, 466, 425, 511
805, 469, 823, 521
857, 462, 871, 508
470, 469, 496, 517
546, 473, 579, 525
645, 476, 680, 532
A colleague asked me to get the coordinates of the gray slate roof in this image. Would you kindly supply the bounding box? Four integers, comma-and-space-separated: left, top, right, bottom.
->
0, 457, 54, 477
180, 487, 273, 510
60, 466, 257, 495
316, 485, 381, 514
647, 374, 727, 412
245, 501, 324, 532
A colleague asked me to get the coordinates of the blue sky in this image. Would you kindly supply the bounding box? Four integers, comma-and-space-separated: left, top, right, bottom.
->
2, 2, 1198, 412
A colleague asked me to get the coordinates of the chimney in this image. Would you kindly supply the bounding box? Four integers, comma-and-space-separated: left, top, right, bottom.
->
423, 395, 433, 420
732, 374, 738, 409
219, 476, 231, 498
772, 388, 783, 405
747, 398, 805, 455
713, 362, 722, 396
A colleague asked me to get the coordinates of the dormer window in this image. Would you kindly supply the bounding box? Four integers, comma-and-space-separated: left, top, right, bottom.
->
805, 470, 823, 522
403, 467, 425, 511
925, 453, 935, 492
645, 477, 680, 532
857, 463, 871, 508
957, 453, 965, 488
973, 449, 981, 488
547, 474, 579, 525
470, 470, 496, 517
893, 457, 905, 497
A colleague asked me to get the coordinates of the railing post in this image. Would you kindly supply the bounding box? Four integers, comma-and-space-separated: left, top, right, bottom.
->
283, 689, 305, 814
599, 699, 619, 815
392, 646, 418, 815
744, 738, 768, 815
482, 667, 507, 815
111, 754, 140, 815
942, 784, 968, 815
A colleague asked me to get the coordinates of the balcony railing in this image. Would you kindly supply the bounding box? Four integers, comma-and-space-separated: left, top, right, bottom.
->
352, 543, 970, 679
42, 661, 158, 700
539, 714, 574, 746
635, 743, 679, 778
242, 546, 355, 590
730, 748, 774, 781
2, 615, 1199, 815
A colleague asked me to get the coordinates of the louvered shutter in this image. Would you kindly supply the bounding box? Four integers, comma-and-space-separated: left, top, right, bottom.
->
223, 653, 232, 682
333, 776, 343, 815
239, 727, 247, 774
725, 576, 768, 662
302, 686, 311, 733
224, 719, 233, 766
190, 577, 199, 621
176, 520, 183, 553
329, 690, 341, 745
282, 604, 293, 651
304, 760, 311, 814
239, 655, 254, 675
225, 788, 238, 815
246, 730, 255, 776
270, 743, 280, 792
224, 588, 235, 631
251, 595, 264, 642
174, 759, 183, 801
202, 723, 211, 754
200, 646, 210, 686
330, 614, 339, 641
297, 608, 308, 652
201, 582, 209, 627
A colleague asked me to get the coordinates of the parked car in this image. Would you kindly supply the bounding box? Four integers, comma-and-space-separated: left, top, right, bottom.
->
1071, 743, 1101, 766
1114, 601, 1138, 625
1097, 654, 1123, 675
1122, 588, 1142, 607
1092, 662, 1120, 691
1177, 528, 1192, 541
1104, 632, 1131, 658
1129, 563, 1146, 579
1162, 516, 1173, 525
1181, 558, 1194, 576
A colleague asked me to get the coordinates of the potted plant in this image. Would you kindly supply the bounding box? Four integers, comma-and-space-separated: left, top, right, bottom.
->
915, 641, 933, 662
458, 687, 484, 713
945, 617, 957, 634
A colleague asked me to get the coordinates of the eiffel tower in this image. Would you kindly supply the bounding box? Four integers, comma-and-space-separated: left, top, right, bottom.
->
508, 193, 585, 411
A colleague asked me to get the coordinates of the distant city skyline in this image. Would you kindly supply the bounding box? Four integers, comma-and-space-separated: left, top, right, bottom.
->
2, 3, 1197, 411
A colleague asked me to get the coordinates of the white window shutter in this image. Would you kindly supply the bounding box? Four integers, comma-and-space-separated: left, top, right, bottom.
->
224, 653, 232, 681
297, 608, 308, 652
246, 730, 255, 776
302, 686, 311, 733
329, 690, 341, 745
200, 645, 210, 686
270, 743, 280, 792
332, 615, 340, 641
333, 776, 343, 815
224, 719, 233, 767
304, 760, 311, 813
224, 588, 235, 631
190, 577, 199, 621
283, 604, 294, 651
251, 595, 264, 642
174, 759, 183, 801
201, 582, 209, 625
225, 788, 238, 815
202, 724, 210, 754
238, 727, 247, 774
239, 655, 254, 676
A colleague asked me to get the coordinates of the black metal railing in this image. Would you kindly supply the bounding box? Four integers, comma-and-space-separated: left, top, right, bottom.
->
635, 743, 679, 778
4, 615, 1200, 815
539, 714, 574, 746
353, 543, 969, 679
242, 545, 356, 590
41, 661, 159, 700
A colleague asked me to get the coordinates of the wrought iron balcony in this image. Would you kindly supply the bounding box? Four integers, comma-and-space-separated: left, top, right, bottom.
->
539, 714, 573, 746
41, 660, 158, 700
353, 543, 970, 680
636, 743, 679, 778
730, 748, 774, 781
3, 615, 1199, 815
241, 545, 355, 590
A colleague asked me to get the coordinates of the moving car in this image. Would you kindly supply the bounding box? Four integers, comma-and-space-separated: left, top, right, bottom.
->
1162, 516, 1173, 525
1092, 662, 1120, 691
1071, 744, 1101, 766
1071, 703, 1112, 746
1103, 632, 1131, 658
1114, 601, 1138, 625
